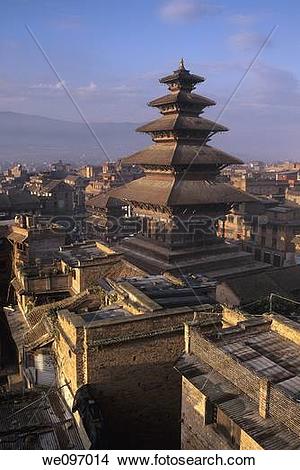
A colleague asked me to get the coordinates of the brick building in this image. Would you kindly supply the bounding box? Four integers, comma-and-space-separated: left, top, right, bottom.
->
0, 222, 12, 302
222, 199, 300, 267
54, 275, 218, 449
216, 265, 300, 310
230, 174, 288, 200
176, 313, 300, 449
5, 271, 218, 449
9, 234, 134, 313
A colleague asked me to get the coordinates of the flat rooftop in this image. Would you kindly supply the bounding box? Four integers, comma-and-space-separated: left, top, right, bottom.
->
99, 274, 215, 312
78, 304, 132, 323
59, 241, 119, 267
176, 353, 300, 450
218, 328, 300, 398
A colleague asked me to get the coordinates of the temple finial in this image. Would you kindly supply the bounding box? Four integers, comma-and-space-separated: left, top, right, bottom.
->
179, 58, 186, 70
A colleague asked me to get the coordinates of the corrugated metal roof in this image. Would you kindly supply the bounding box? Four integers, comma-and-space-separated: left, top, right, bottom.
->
0, 390, 84, 450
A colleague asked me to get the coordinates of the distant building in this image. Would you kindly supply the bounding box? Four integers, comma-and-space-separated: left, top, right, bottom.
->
85, 193, 139, 242
216, 265, 300, 310
49, 160, 71, 178
0, 191, 40, 219
231, 174, 288, 200
28, 179, 75, 215
79, 164, 102, 179
85, 179, 105, 198
286, 185, 300, 205
7, 163, 27, 179
222, 199, 300, 267
64, 175, 87, 214
0, 222, 12, 300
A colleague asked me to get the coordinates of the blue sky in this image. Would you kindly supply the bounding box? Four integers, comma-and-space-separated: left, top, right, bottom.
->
1, 0, 300, 159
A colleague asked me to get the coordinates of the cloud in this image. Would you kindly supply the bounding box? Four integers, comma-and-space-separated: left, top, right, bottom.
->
77, 82, 98, 94
229, 31, 271, 51
159, 0, 222, 22
236, 62, 300, 109
31, 81, 66, 90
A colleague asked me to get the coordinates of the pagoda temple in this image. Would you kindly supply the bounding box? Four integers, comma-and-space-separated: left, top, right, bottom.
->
111, 60, 267, 278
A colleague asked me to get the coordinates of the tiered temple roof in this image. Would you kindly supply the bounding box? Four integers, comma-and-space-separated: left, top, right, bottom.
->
109, 60, 266, 276
113, 59, 255, 207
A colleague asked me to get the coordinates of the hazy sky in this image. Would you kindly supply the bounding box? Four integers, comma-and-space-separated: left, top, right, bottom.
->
1, 0, 300, 160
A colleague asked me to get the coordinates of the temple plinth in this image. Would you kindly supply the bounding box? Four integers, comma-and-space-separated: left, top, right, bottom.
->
111, 61, 267, 277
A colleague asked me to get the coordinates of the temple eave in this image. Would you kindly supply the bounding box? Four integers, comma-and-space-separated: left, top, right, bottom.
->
110, 177, 258, 208
122, 143, 243, 167
148, 92, 216, 108
159, 71, 205, 84
136, 115, 228, 134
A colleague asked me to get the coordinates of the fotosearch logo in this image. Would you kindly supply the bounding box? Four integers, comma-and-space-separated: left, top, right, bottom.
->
49, 214, 220, 237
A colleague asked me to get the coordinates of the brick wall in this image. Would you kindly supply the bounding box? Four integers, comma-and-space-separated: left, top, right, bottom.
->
270, 314, 300, 345
190, 332, 261, 402
57, 308, 220, 449
268, 387, 300, 437
181, 378, 231, 450
240, 431, 263, 450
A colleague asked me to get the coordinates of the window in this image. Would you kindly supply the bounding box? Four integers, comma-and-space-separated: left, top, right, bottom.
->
252, 216, 258, 233
274, 254, 281, 267
255, 248, 261, 261
261, 236, 266, 247
272, 238, 277, 249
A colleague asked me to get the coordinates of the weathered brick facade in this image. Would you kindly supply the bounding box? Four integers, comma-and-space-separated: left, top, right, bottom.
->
56, 307, 220, 449
177, 314, 300, 450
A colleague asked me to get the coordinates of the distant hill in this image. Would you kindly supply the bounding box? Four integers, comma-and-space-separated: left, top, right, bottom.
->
0, 111, 149, 164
